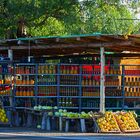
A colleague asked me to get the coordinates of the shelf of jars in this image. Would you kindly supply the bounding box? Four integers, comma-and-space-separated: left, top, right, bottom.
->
0, 62, 13, 112
11, 63, 140, 111
123, 65, 140, 111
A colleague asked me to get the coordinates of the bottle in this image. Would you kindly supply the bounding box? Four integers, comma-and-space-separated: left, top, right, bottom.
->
85, 77, 88, 85
19, 87, 23, 96
23, 87, 26, 96
65, 98, 68, 107
62, 98, 65, 107
16, 87, 19, 96
89, 77, 92, 85
82, 78, 85, 85
131, 77, 134, 86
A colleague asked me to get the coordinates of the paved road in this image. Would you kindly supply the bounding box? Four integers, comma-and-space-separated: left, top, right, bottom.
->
0, 134, 140, 140
0, 127, 140, 140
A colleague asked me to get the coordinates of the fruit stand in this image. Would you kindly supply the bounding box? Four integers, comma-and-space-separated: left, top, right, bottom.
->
0, 34, 140, 132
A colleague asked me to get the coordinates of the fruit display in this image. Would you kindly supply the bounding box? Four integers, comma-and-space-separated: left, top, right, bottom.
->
115, 111, 139, 132
0, 108, 9, 123
97, 112, 120, 132
33, 105, 58, 111
54, 109, 91, 119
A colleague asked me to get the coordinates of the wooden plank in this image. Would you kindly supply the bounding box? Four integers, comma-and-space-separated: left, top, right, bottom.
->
0, 41, 132, 50
100, 47, 105, 113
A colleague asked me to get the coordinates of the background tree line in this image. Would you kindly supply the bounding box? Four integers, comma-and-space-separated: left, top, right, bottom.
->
0, 0, 140, 39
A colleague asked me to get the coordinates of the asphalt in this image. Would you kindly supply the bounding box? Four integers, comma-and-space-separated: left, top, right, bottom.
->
0, 134, 140, 140
0, 127, 140, 140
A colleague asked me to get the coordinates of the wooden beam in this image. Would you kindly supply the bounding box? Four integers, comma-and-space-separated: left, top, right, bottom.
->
0, 41, 132, 50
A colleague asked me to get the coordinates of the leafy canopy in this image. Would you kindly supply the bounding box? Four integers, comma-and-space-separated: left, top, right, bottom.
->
0, 0, 139, 38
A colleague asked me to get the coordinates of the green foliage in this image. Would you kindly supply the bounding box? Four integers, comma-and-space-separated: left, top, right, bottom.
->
0, 0, 140, 38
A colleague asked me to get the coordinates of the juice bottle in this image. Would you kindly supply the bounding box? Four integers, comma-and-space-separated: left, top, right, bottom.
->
131, 77, 134, 86
135, 88, 138, 96
127, 77, 130, 86
23, 87, 26, 96
26, 87, 30, 96
63, 66, 66, 74
82, 78, 84, 85
38, 66, 41, 74
138, 88, 140, 96
75, 66, 78, 74
52, 66, 55, 74
135, 77, 138, 86
138, 78, 140, 86
89, 78, 92, 85
19, 87, 23, 96
85, 77, 88, 85
16, 87, 19, 96
125, 87, 127, 97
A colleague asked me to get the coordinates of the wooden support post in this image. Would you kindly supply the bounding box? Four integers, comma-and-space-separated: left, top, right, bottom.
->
80, 119, 86, 132
59, 117, 63, 131
65, 119, 69, 132
100, 47, 105, 113
26, 113, 32, 127
8, 49, 13, 127
15, 112, 20, 127
46, 116, 51, 131
41, 112, 46, 130
6, 110, 12, 127
8, 49, 13, 61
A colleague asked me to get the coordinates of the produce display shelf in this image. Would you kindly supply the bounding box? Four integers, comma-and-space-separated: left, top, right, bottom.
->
37, 85, 57, 86
36, 96, 57, 98
105, 86, 122, 88
1, 62, 140, 113
60, 85, 80, 87
82, 74, 100, 76
60, 74, 80, 76
0, 73, 12, 75
0, 84, 11, 86
125, 96, 140, 98
3, 106, 13, 108
15, 96, 35, 98
124, 74, 140, 76
37, 74, 58, 76
81, 96, 124, 99
105, 74, 122, 76
106, 107, 123, 110
0, 95, 12, 97
124, 86, 140, 87
124, 108, 140, 110
105, 96, 123, 98
59, 107, 79, 109
15, 85, 35, 86
59, 96, 79, 98
82, 96, 100, 98
82, 85, 100, 87
14, 74, 36, 76
82, 107, 99, 110
15, 107, 29, 109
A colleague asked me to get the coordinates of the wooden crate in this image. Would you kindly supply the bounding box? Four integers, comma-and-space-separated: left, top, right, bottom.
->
93, 118, 121, 133
114, 112, 140, 133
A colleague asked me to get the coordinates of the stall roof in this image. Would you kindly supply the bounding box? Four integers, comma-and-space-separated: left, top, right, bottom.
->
0, 33, 140, 57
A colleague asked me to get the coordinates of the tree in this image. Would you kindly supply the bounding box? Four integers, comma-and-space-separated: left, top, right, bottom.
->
0, 0, 139, 39
0, 0, 80, 38
81, 0, 140, 35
